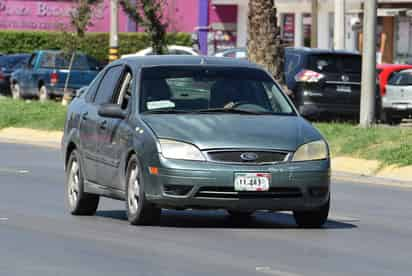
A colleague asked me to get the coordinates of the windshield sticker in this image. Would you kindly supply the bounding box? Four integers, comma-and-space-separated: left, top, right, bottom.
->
147, 100, 176, 110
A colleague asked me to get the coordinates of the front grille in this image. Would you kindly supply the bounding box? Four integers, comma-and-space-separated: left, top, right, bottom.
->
206, 151, 288, 164
196, 186, 302, 199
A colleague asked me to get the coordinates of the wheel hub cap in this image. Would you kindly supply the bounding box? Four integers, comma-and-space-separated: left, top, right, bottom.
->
128, 165, 140, 214
68, 160, 80, 207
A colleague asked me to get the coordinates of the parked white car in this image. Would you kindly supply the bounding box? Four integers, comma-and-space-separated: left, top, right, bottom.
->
381, 69, 412, 124
122, 45, 199, 58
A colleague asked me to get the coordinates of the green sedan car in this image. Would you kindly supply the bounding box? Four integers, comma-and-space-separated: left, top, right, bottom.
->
62, 56, 330, 227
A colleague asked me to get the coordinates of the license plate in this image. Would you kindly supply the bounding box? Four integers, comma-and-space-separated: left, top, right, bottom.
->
337, 85, 352, 93
234, 173, 271, 192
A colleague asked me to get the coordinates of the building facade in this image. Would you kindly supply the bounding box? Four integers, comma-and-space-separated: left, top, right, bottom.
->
2, 0, 412, 62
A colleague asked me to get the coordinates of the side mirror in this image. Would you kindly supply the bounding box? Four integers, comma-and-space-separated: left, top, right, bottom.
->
75, 86, 88, 98
98, 104, 126, 119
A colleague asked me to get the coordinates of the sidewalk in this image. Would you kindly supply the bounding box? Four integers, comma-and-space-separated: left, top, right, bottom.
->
0, 127, 411, 183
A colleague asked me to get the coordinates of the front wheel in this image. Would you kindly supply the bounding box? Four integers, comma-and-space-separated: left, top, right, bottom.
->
126, 155, 161, 225
66, 150, 99, 215
293, 198, 329, 228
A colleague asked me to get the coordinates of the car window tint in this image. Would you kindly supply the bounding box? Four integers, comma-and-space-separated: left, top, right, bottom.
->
115, 69, 133, 110
28, 54, 37, 68
388, 73, 402, 85
308, 54, 361, 73
398, 72, 412, 86
94, 65, 123, 105
39, 52, 92, 70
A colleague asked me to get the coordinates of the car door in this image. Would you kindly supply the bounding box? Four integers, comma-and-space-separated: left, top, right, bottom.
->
78, 69, 106, 184
96, 66, 134, 190
88, 65, 125, 188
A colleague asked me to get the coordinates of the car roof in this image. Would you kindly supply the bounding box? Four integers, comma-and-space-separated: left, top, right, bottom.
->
118, 55, 260, 69
285, 47, 360, 56
397, 68, 412, 74
377, 63, 412, 70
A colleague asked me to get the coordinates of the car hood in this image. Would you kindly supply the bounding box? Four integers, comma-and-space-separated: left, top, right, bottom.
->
142, 114, 323, 151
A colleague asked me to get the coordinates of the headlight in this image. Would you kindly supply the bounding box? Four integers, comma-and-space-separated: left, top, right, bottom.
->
292, 140, 328, 162
158, 139, 205, 161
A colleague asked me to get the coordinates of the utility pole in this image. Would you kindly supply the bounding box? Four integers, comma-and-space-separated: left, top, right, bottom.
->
334, 0, 345, 49
360, 0, 377, 127
109, 0, 119, 62
311, 0, 318, 48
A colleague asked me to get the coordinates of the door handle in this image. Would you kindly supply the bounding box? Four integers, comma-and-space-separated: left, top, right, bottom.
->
99, 120, 107, 130
81, 112, 88, 120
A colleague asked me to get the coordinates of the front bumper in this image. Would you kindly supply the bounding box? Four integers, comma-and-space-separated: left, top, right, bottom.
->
143, 157, 330, 212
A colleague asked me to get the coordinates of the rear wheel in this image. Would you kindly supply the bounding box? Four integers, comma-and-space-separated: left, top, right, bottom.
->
11, 83, 21, 100
126, 155, 161, 225
293, 198, 329, 228
66, 150, 99, 215
39, 85, 50, 102
380, 109, 402, 125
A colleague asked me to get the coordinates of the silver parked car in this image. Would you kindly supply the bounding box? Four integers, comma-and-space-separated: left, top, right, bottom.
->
381, 69, 412, 124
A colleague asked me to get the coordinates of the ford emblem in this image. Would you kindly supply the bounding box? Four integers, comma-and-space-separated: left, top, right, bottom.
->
240, 152, 259, 162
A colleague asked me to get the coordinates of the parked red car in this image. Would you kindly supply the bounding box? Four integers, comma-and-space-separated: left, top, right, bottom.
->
377, 64, 412, 96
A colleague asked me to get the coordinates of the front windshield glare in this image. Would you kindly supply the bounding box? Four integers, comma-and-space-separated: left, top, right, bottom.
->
140, 66, 295, 115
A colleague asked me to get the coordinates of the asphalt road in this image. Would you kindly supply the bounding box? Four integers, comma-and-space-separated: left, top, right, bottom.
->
0, 142, 411, 276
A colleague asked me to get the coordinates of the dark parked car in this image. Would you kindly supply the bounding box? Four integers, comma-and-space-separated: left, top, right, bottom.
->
0, 54, 30, 95
284, 47, 367, 118
10, 50, 101, 101
62, 56, 330, 227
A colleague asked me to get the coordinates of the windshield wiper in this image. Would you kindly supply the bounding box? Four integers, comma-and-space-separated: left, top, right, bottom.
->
194, 108, 275, 115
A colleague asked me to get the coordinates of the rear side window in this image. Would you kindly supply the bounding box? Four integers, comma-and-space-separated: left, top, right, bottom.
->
308, 54, 361, 73
388, 73, 402, 85
40, 52, 93, 70
93, 65, 123, 105
397, 72, 412, 86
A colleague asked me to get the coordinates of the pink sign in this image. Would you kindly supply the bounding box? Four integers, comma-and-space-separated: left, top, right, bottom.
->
0, 0, 141, 32
0, 0, 200, 33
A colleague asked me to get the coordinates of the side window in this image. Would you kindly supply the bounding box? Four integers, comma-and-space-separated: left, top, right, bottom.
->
93, 65, 123, 105
28, 54, 37, 68
398, 72, 412, 86
85, 70, 105, 102
285, 54, 300, 75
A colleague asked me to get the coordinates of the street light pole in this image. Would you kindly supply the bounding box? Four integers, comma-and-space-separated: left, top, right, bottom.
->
109, 0, 119, 62
311, 0, 318, 48
359, 0, 377, 127
334, 0, 345, 50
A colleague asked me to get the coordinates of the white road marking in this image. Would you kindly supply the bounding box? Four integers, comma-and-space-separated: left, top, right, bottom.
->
256, 267, 303, 276
0, 218, 9, 221
0, 168, 29, 174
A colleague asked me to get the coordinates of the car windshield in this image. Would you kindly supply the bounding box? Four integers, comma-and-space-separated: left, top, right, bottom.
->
140, 66, 295, 115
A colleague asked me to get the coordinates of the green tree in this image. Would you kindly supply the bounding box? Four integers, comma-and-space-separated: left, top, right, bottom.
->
61, 0, 102, 105
120, 0, 168, 54
247, 0, 285, 86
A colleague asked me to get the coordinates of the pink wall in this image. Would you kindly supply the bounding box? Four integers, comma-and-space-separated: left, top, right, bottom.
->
0, 0, 200, 33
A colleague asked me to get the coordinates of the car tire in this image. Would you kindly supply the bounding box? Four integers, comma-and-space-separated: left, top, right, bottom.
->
380, 109, 402, 125
66, 149, 99, 215
126, 155, 161, 225
39, 85, 50, 102
293, 198, 329, 228
11, 83, 22, 100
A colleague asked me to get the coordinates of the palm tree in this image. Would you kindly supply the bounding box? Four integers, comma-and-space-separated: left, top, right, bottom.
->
247, 0, 284, 85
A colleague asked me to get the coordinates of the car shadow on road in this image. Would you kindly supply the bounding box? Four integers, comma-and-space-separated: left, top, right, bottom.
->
96, 209, 357, 230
